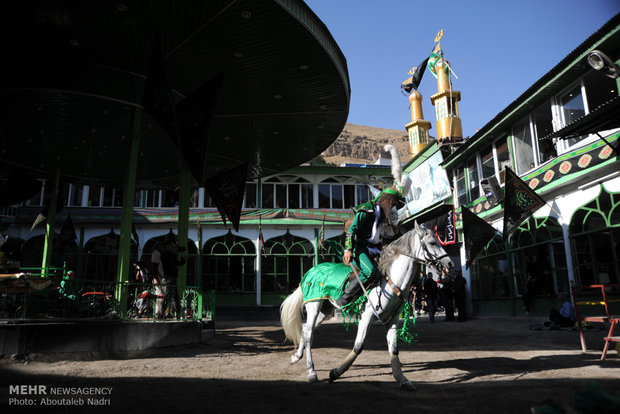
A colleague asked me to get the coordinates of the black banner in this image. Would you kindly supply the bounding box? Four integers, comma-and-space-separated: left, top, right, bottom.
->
502, 167, 546, 240
462, 207, 497, 269
205, 163, 248, 232
435, 205, 457, 245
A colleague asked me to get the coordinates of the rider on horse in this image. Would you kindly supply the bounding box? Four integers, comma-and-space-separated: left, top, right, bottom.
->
336, 145, 410, 308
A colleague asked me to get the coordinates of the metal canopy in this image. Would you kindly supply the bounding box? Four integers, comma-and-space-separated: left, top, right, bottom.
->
0, 0, 350, 188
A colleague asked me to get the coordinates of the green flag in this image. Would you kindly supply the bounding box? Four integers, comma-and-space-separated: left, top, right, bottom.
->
502, 167, 546, 240
427, 43, 445, 79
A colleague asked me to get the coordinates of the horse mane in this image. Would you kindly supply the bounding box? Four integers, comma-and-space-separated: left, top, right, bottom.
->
378, 228, 421, 275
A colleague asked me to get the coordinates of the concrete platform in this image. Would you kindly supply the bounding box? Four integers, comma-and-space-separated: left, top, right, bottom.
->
0, 319, 205, 356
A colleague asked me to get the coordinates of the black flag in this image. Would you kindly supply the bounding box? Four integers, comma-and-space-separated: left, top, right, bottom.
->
435, 205, 457, 245
462, 207, 497, 269
401, 57, 429, 94
142, 35, 179, 144
59, 214, 77, 253
175, 73, 224, 184
205, 163, 248, 232
502, 167, 546, 240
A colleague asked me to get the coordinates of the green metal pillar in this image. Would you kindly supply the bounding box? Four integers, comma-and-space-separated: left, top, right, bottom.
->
115, 107, 142, 315
177, 166, 191, 311
42, 171, 61, 276
196, 222, 203, 319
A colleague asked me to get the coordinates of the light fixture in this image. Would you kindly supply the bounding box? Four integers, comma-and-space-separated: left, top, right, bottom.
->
586, 50, 620, 79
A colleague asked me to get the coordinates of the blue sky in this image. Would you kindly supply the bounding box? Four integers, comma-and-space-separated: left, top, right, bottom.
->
305, 0, 620, 137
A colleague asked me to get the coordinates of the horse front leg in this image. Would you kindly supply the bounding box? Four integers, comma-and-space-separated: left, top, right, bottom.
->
329, 306, 373, 383
387, 321, 416, 391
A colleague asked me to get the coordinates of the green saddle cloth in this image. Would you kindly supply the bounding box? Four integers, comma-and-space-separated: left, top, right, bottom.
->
300, 262, 351, 303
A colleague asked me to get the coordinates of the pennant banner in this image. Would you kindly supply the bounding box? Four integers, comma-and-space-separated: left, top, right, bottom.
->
435, 205, 457, 245
502, 167, 546, 240
205, 163, 248, 232
462, 207, 497, 269
175, 73, 224, 184
142, 35, 179, 144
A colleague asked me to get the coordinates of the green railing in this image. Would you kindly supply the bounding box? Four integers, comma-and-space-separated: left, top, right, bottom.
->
0, 267, 213, 323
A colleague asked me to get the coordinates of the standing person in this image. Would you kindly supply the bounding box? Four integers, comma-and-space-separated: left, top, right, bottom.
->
151, 242, 166, 319
440, 268, 455, 321
160, 241, 187, 319
412, 270, 425, 316
423, 272, 439, 323
452, 270, 467, 322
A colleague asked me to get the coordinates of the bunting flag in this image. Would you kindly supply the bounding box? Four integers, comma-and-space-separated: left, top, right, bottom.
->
59, 214, 77, 253
258, 215, 265, 252
175, 72, 224, 184
318, 213, 326, 254
462, 207, 498, 269
427, 43, 445, 79
205, 162, 248, 232
502, 167, 546, 240
435, 205, 457, 245
131, 223, 140, 247
31, 188, 64, 231
142, 35, 179, 144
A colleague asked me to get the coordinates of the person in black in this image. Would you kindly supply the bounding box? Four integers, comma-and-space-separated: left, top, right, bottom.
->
452, 270, 467, 322
423, 272, 439, 323
439, 268, 455, 321
160, 241, 186, 319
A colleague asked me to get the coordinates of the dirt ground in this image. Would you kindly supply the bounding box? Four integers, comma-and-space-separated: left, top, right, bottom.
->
1, 314, 619, 414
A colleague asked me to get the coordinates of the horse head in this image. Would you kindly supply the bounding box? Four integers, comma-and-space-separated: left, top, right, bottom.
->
414, 221, 454, 273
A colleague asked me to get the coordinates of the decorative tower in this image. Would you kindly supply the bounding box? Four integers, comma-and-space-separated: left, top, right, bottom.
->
405, 90, 433, 157
429, 31, 463, 146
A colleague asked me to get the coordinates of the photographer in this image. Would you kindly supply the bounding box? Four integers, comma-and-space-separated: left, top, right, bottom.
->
156, 240, 187, 319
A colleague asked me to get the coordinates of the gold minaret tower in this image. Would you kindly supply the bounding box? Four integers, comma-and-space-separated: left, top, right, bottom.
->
429, 31, 463, 145
405, 89, 432, 157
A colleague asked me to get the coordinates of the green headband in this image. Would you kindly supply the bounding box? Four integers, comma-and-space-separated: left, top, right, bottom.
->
372, 187, 403, 202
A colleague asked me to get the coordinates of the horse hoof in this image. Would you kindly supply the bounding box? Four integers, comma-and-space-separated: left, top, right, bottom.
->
400, 381, 416, 391
329, 368, 339, 383
290, 355, 300, 365
308, 373, 318, 383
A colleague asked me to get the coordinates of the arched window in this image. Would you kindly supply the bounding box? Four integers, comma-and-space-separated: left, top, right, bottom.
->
469, 234, 507, 299
142, 231, 198, 285
569, 189, 620, 286
262, 232, 314, 293
319, 233, 346, 264
203, 232, 256, 292
510, 216, 567, 296
83, 231, 138, 282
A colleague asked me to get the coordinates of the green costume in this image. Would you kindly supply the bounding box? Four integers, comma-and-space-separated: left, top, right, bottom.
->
344, 201, 385, 283
59, 274, 77, 301
336, 191, 399, 307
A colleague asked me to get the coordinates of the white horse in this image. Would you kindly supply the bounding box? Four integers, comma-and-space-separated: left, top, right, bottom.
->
280, 222, 454, 390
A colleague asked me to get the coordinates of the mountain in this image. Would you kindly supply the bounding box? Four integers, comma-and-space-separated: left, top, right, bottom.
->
319, 123, 411, 166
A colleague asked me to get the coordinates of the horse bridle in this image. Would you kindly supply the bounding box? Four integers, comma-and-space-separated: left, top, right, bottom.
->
406, 232, 450, 271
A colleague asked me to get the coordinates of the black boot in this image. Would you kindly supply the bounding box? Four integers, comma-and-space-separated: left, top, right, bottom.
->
336, 278, 361, 308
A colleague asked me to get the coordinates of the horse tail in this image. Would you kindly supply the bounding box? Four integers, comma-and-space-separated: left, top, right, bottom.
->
280, 286, 304, 348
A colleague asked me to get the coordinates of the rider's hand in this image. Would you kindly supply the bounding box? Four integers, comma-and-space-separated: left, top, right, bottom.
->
343, 250, 352, 265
